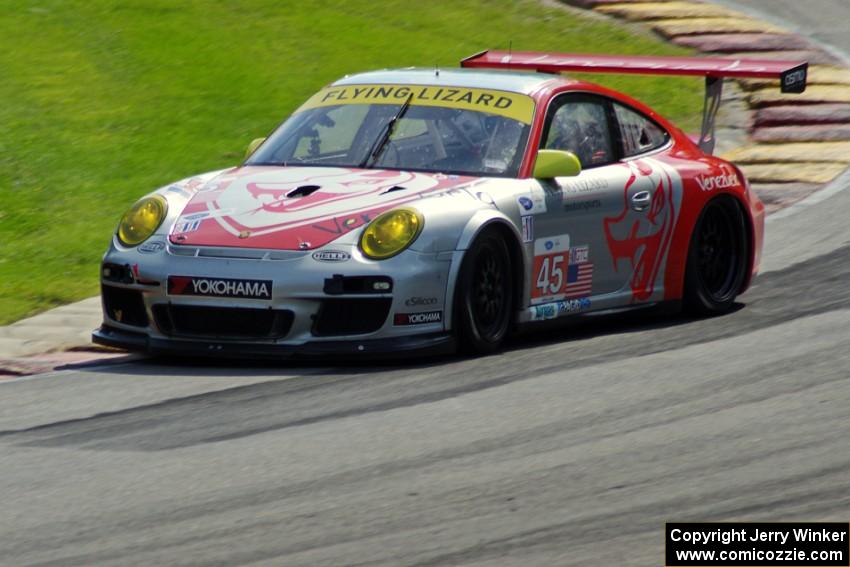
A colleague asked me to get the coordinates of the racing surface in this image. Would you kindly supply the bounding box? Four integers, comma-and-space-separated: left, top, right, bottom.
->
3, 3, 850, 566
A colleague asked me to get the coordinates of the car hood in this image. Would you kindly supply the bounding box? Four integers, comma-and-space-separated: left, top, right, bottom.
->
169, 166, 476, 250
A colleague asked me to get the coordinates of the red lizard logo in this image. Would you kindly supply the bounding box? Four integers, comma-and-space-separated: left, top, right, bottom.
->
603, 161, 676, 302
244, 170, 413, 214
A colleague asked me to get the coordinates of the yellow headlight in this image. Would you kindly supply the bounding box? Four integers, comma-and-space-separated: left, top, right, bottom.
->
359, 208, 423, 260
117, 195, 168, 247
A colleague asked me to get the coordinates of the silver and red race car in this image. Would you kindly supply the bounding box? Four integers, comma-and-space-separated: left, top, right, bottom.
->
93, 50, 807, 357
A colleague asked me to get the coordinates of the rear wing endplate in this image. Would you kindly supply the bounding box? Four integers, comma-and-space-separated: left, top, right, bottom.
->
461, 51, 808, 154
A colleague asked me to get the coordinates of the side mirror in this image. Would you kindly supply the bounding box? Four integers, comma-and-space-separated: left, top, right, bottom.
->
245, 137, 267, 159
533, 149, 582, 179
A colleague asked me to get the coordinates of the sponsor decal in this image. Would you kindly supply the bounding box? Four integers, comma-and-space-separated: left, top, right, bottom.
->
532, 238, 594, 303
559, 297, 591, 314
521, 215, 534, 243
138, 240, 165, 254
562, 177, 608, 194
165, 185, 192, 199
174, 219, 202, 234
312, 250, 350, 262
517, 185, 547, 216
404, 296, 438, 307
533, 303, 557, 320
167, 276, 272, 300
603, 159, 682, 302
563, 199, 601, 213
569, 245, 589, 264
531, 298, 591, 321
534, 235, 569, 256
298, 84, 535, 124
181, 211, 213, 221
784, 68, 806, 88
781, 64, 807, 93
695, 169, 739, 192
531, 235, 570, 305
394, 310, 443, 326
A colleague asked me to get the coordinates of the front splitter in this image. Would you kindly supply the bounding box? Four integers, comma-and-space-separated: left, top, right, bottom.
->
92, 325, 456, 360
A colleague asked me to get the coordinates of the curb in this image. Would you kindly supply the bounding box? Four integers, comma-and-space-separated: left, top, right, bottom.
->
559, 0, 850, 214
0, 350, 140, 379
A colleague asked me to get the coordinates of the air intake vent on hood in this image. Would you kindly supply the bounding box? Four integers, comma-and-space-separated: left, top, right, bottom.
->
286, 185, 321, 198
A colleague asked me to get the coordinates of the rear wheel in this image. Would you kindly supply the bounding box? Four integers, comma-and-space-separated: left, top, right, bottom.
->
455, 229, 514, 354
683, 197, 748, 315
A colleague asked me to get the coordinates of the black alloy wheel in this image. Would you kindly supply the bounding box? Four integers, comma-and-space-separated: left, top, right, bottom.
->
456, 228, 514, 354
684, 197, 748, 315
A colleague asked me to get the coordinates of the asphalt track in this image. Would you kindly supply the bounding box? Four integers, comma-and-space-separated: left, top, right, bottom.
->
3, 3, 850, 565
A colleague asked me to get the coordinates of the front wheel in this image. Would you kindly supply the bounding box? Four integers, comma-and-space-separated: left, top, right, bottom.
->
683, 197, 749, 315
455, 229, 514, 354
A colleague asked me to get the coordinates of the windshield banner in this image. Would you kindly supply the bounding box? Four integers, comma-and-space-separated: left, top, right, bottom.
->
297, 84, 534, 124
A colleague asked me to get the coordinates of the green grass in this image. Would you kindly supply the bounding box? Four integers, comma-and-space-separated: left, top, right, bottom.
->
0, 0, 701, 324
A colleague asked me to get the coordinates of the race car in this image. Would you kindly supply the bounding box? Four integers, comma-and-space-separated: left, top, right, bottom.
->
93, 50, 808, 357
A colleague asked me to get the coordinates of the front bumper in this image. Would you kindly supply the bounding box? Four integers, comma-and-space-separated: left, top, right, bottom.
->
92, 324, 455, 359
95, 239, 458, 358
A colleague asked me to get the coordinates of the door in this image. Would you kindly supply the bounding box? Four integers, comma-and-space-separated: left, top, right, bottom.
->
602, 102, 680, 303
531, 93, 656, 307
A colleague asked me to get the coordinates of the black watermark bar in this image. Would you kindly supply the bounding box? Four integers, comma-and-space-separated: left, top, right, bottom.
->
666, 523, 849, 566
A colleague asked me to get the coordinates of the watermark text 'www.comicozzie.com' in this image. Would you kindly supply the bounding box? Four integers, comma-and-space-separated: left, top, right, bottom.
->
666, 523, 849, 567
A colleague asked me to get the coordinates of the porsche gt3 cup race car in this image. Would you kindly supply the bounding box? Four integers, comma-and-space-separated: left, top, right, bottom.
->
93, 50, 808, 357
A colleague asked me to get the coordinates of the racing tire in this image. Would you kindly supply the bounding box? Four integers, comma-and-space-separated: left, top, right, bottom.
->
455, 228, 514, 354
683, 196, 749, 315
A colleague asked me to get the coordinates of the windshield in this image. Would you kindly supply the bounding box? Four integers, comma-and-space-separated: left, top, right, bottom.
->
247, 83, 535, 177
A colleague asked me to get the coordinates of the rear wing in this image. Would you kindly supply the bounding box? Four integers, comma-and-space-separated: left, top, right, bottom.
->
461, 50, 808, 154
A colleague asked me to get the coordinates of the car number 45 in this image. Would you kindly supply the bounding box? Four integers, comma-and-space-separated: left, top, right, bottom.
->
531, 253, 570, 300
535, 254, 567, 297
532, 235, 571, 303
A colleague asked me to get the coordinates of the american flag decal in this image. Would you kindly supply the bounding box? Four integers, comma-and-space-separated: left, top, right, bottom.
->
564, 262, 593, 298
